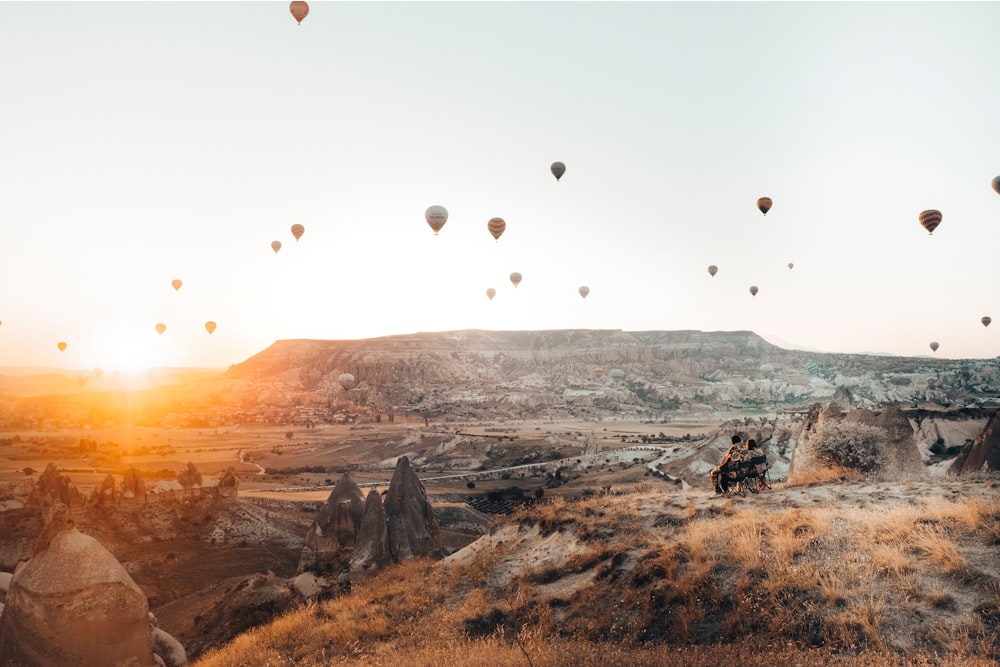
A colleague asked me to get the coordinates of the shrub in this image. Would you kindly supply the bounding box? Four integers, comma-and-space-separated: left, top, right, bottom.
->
811, 421, 885, 472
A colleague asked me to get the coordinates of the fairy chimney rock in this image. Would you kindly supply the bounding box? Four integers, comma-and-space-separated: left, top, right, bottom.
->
384, 456, 441, 562
297, 473, 366, 574
121, 468, 147, 506
27, 463, 82, 513
950, 408, 1000, 475
92, 474, 117, 508
176, 462, 202, 491
0, 503, 158, 667
350, 488, 390, 581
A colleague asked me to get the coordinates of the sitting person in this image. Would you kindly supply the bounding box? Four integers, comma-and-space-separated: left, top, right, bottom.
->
710, 434, 745, 494
745, 438, 770, 490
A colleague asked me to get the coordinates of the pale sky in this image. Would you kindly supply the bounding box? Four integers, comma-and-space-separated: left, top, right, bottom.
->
2, 1, 1000, 372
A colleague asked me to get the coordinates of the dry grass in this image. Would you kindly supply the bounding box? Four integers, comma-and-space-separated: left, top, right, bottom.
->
193, 481, 1000, 667
786, 465, 861, 487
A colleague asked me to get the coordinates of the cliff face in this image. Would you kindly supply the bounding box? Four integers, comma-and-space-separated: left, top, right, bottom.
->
182, 329, 1000, 421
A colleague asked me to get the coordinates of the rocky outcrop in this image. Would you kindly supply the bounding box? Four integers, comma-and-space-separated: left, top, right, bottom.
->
121, 468, 148, 507
176, 463, 202, 491
216, 467, 240, 498
349, 489, 389, 581
0, 503, 158, 667
92, 474, 117, 509
297, 473, 366, 575
384, 456, 440, 562
789, 403, 924, 482
26, 464, 82, 513
949, 409, 1000, 475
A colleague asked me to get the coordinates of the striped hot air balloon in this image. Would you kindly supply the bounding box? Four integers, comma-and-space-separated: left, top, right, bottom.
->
919, 210, 942, 235
487, 217, 506, 241
509, 272, 522, 287
291, 224, 305, 241
271, 240, 282, 253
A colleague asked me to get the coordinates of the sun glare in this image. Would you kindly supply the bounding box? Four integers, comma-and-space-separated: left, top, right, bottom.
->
91, 320, 159, 375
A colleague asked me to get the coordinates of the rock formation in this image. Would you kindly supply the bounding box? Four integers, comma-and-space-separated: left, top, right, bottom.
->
384, 456, 441, 562
349, 489, 389, 581
789, 403, 925, 482
297, 473, 365, 574
121, 468, 148, 507
26, 464, 82, 513
176, 462, 203, 491
216, 467, 240, 498
92, 474, 117, 508
949, 408, 1000, 475
0, 503, 159, 667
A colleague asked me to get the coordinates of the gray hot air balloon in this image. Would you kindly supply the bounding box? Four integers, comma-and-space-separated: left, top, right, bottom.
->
707, 265, 718, 277
578, 286, 590, 299
551, 161, 566, 181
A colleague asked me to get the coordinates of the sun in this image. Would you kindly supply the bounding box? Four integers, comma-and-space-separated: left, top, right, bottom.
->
91, 319, 161, 374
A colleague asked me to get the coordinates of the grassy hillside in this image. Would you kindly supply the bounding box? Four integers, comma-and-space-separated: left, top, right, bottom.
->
192, 473, 1000, 667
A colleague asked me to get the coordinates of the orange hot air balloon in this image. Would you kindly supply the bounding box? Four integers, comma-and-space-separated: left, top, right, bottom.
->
707, 265, 718, 277
551, 161, 566, 181
919, 210, 942, 235
487, 217, 506, 241
291, 224, 305, 241
205, 321, 217, 335
290, 1, 309, 24
425, 205, 448, 234
578, 285, 590, 299
486, 288, 496, 301
757, 197, 772, 215
171, 279, 182, 291
57, 341, 67, 352
929, 341, 939, 353
749, 285, 759, 297
155, 323, 166, 335
271, 240, 282, 253
509, 272, 522, 288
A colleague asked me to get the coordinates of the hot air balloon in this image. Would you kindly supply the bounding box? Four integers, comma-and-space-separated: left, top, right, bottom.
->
787, 262, 794, 270
609, 368, 625, 380
594, 368, 604, 379
707, 265, 718, 277
155, 323, 166, 335
205, 321, 217, 335
929, 341, 940, 352
57, 342, 67, 352
486, 288, 496, 301
291, 224, 305, 241
757, 197, 772, 215
171, 279, 182, 291
919, 210, 942, 235
338, 373, 355, 388
982, 316, 992, 328
271, 240, 282, 253
578, 286, 590, 299
487, 217, 506, 241
759, 363, 774, 374
992, 176, 1000, 196
425, 205, 448, 235
290, 1, 308, 24
749, 285, 759, 297
509, 272, 522, 287
551, 161, 566, 181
